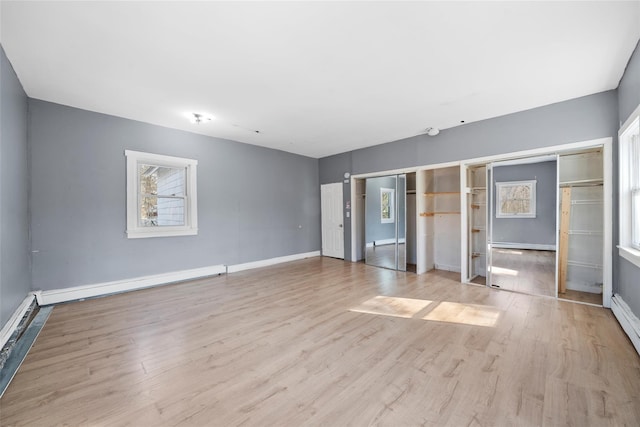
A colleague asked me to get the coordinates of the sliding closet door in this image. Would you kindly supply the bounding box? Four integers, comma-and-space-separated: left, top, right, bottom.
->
397, 174, 407, 271
365, 175, 406, 270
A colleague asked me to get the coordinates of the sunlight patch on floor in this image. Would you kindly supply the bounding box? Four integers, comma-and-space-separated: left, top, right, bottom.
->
350, 296, 433, 318
422, 301, 501, 327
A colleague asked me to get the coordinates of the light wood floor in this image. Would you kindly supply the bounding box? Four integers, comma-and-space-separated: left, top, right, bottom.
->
2, 257, 639, 426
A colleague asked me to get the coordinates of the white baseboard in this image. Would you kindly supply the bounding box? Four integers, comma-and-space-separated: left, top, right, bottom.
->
611, 294, 640, 356
35, 264, 227, 305
434, 263, 462, 273
34, 251, 322, 305
366, 239, 407, 248
491, 242, 556, 251
227, 251, 320, 273
0, 293, 36, 349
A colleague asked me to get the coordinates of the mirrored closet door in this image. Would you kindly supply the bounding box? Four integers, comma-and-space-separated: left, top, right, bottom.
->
365, 174, 407, 271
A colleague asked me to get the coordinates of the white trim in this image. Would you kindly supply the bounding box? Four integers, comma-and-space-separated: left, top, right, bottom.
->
620, 103, 640, 132
0, 293, 36, 349
434, 262, 461, 273
125, 150, 198, 239
365, 238, 406, 247
618, 245, 640, 269
602, 141, 612, 308
227, 251, 321, 273
491, 154, 557, 167
35, 264, 226, 305
491, 242, 556, 251
461, 137, 610, 167
611, 294, 640, 356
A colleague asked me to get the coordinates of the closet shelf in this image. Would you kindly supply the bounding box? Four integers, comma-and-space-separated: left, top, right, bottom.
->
471, 203, 486, 208
559, 178, 603, 187
571, 200, 603, 205
569, 230, 603, 235
471, 252, 486, 258
420, 211, 461, 217
567, 260, 602, 269
471, 227, 486, 233
423, 191, 460, 196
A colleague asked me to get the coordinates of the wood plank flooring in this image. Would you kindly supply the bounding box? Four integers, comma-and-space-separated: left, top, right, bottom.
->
1, 257, 639, 426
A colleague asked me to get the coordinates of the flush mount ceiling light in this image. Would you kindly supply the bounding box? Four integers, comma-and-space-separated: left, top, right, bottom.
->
425, 127, 440, 136
186, 112, 214, 124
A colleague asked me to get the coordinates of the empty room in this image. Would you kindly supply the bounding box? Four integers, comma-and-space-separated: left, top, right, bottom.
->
1, 1, 640, 426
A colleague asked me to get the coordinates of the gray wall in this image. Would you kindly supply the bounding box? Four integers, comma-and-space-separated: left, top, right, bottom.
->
616, 40, 640, 315
29, 100, 320, 291
320, 90, 618, 261
492, 161, 557, 247
0, 46, 31, 326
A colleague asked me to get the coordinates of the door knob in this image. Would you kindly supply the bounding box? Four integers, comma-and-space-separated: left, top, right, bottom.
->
339, 224, 343, 228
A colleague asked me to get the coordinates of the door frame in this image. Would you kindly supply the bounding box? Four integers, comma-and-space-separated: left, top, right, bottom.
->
320, 182, 344, 259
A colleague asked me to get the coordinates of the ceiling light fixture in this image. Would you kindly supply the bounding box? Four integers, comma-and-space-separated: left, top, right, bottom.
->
187, 112, 214, 124
425, 127, 440, 136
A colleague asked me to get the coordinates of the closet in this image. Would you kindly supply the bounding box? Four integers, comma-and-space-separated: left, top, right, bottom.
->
466, 165, 487, 284
557, 148, 604, 304
417, 166, 461, 274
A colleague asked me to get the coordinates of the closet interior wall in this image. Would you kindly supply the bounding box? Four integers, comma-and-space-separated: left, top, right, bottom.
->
417, 166, 461, 274
558, 149, 604, 304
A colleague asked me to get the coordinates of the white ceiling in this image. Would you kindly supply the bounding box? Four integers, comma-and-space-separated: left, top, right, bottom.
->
1, 1, 639, 158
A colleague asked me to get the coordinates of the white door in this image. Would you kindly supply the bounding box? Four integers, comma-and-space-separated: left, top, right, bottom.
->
321, 183, 344, 259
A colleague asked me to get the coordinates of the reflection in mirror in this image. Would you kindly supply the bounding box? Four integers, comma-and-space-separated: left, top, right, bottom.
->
365, 175, 398, 270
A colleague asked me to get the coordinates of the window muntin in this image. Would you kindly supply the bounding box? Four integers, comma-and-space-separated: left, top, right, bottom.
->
495, 180, 536, 218
138, 164, 186, 227
126, 151, 197, 238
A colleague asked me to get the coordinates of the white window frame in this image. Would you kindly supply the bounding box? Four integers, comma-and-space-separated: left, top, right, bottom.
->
495, 180, 537, 218
618, 103, 640, 268
125, 150, 198, 239
380, 187, 395, 223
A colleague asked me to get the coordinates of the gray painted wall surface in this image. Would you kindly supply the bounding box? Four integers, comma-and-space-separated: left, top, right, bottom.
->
0, 46, 31, 326
321, 90, 618, 261
492, 161, 557, 246
351, 91, 618, 175
29, 100, 320, 291
617, 40, 640, 315
618, 40, 640, 125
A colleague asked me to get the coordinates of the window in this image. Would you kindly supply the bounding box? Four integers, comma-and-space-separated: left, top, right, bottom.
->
380, 187, 395, 223
619, 104, 640, 267
125, 150, 198, 238
495, 180, 536, 218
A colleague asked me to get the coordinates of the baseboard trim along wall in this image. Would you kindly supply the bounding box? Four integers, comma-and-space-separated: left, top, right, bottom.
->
34, 265, 227, 305
34, 251, 321, 305
226, 251, 321, 273
0, 294, 36, 350
611, 294, 640, 356
491, 242, 556, 251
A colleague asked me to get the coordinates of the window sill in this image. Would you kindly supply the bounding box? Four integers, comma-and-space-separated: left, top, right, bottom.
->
618, 245, 640, 269
127, 228, 198, 239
